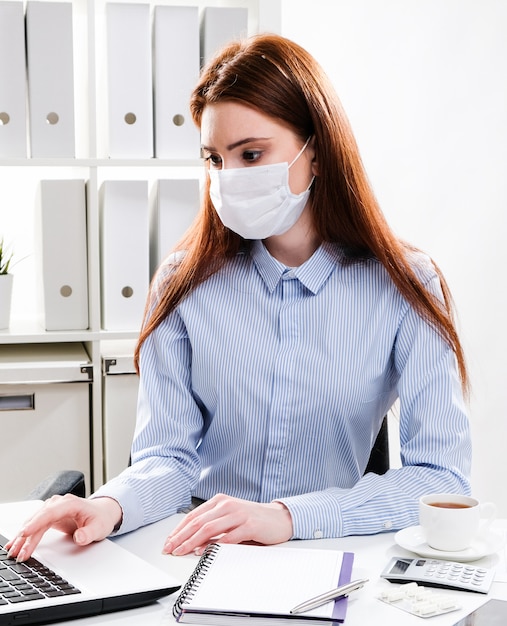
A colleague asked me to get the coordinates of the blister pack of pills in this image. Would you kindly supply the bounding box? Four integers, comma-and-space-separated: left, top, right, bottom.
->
379, 582, 462, 618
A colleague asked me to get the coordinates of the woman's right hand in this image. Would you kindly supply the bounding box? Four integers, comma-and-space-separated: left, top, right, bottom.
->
5, 494, 123, 562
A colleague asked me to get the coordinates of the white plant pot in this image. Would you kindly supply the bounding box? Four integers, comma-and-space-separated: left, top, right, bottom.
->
0, 273, 14, 329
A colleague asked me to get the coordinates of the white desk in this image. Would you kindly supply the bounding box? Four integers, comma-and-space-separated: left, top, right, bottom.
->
82, 514, 507, 626
1, 507, 505, 626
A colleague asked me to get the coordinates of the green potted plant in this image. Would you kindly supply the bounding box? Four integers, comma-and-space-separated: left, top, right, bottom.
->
0, 237, 15, 329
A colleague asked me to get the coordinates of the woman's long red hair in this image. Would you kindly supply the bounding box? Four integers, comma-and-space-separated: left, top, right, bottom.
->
134, 33, 468, 393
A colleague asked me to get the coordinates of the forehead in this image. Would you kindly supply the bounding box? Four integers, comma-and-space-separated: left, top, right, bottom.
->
200, 101, 291, 147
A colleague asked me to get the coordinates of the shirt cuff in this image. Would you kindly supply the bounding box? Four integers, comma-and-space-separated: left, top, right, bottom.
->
275, 489, 346, 540
91, 481, 145, 536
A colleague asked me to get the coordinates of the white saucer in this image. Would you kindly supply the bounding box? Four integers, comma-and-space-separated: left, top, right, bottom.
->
394, 525, 505, 562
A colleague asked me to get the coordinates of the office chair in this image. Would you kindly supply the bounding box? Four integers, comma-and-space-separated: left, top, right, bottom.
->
27, 470, 86, 500
364, 415, 390, 475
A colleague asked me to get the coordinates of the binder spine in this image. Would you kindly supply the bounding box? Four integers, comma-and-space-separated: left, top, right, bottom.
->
172, 543, 220, 618
26, 1, 76, 157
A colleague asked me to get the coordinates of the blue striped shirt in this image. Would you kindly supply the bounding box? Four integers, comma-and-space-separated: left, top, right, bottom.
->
94, 240, 471, 539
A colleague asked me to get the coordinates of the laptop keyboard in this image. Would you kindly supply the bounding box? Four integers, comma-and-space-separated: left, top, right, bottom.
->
0, 534, 81, 605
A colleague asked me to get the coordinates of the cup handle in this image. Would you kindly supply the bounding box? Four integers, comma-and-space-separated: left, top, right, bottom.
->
479, 501, 497, 534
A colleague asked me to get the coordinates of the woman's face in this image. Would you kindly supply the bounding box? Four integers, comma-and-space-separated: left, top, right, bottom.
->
200, 101, 315, 195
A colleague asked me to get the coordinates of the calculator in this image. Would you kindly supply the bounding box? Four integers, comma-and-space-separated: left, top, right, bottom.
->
381, 557, 495, 593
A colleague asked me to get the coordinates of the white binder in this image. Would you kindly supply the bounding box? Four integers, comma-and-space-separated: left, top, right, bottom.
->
25, 1, 76, 157
200, 7, 248, 65
0, 1, 27, 157
100, 181, 150, 331
38, 180, 89, 331
151, 178, 200, 275
153, 5, 201, 159
106, 3, 153, 158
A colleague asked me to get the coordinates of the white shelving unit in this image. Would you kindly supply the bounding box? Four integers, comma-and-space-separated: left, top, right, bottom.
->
0, 0, 281, 494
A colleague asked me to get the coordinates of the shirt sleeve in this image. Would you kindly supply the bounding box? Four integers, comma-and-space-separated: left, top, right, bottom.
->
92, 278, 204, 535
277, 271, 472, 540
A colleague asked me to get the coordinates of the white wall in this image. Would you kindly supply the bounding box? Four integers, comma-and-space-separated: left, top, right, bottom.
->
281, 0, 507, 514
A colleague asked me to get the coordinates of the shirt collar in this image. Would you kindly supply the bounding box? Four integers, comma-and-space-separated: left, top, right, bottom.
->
251, 240, 340, 295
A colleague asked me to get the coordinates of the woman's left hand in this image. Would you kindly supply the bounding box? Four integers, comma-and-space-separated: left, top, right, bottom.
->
163, 494, 293, 556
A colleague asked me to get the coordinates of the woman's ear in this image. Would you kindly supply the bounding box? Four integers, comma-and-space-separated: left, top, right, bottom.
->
309, 135, 319, 176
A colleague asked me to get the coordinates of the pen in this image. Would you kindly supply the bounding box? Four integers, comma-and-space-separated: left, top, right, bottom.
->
290, 578, 369, 615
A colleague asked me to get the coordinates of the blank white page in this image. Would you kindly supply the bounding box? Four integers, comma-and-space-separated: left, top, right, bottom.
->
182, 543, 344, 618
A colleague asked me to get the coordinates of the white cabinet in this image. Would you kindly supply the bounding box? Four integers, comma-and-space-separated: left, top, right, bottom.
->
0, 0, 281, 493
101, 340, 139, 482
0, 344, 92, 502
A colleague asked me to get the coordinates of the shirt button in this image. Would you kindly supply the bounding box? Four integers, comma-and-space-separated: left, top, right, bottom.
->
313, 529, 323, 539
382, 520, 393, 530
282, 269, 296, 280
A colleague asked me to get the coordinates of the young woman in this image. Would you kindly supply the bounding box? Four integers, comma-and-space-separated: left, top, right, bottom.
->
8, 33, 470, 562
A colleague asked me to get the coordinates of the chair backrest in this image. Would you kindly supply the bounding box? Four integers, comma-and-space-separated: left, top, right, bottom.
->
364, 415, 390, 475
27, 470, 86, 500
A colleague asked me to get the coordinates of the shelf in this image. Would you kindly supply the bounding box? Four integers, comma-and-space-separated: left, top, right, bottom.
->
0, 158, 204, 168
0, 326, 139, 345
0, 0, 281, 497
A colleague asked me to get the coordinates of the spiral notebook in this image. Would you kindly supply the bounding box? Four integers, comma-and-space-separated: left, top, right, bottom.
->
172, 543, 354, 624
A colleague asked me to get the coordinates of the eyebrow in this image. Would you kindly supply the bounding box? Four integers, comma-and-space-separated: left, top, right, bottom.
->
201, 137, 272, 152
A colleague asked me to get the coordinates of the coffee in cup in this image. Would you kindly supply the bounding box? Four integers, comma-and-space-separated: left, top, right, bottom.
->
419, 493, 496, 552
428, 501, 471, 509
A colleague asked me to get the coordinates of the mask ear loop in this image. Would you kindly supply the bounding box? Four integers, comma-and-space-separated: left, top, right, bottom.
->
288, 136, 315, 193
288, 135, 313, 168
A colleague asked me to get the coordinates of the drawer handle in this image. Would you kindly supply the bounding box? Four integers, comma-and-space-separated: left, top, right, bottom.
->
0, 394, 35, 411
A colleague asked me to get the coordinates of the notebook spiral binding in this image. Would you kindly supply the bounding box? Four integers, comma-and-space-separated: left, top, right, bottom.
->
172, 543, 221, 618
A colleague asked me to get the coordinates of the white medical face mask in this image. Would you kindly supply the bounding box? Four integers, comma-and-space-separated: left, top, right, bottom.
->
208, 136, 314, 239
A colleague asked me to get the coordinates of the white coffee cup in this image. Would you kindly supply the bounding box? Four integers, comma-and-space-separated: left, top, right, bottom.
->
419, 493, 496, 552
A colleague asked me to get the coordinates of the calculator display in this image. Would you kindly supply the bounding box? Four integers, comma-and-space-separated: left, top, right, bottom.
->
388, 559, 411, 575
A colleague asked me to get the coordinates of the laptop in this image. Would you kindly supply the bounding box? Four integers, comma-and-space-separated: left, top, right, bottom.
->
0, 500, 181, 626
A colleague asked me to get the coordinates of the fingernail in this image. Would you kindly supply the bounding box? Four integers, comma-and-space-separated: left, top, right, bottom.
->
74, 530, 86, 545
16, 549, 26, 563
7, 539, 20, 558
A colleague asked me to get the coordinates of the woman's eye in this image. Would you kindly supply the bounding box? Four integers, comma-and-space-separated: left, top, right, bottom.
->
242, 150, 262, 163
204, 154, 222, 168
